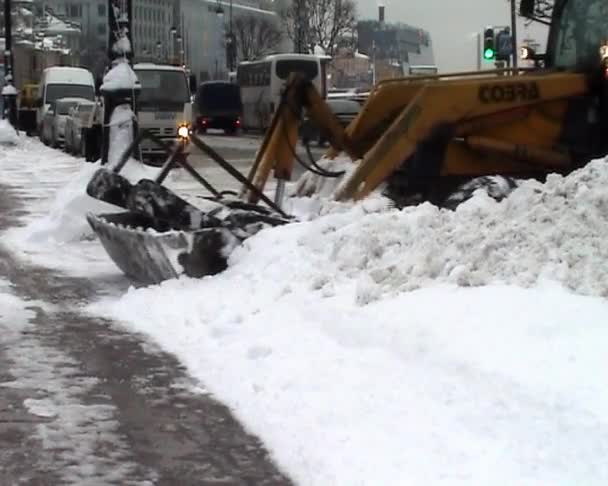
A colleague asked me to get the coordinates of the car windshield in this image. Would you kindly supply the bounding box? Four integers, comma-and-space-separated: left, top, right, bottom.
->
551, 0, 608, 68
46, 84, 95, 104
196, 83, 242, 112
136, 69, 190, 110
328, 100, 361, 114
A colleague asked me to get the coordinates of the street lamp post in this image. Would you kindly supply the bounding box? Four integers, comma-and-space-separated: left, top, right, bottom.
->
3, 0, 18, 127
510, 0, 519, 68
216, 0, 236, 74
228, 0, 235, 72
156, 40, 162, 62
177, 34, 184, 66
170, 25, 177, 64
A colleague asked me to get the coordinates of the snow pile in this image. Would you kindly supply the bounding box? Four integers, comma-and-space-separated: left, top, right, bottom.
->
100, 61, 139, 92
92, 241, 608, 484
88, 157, 608, 484
111, 36, 132, 57
292, 156, 356, 199
18, 160, 155, 245
1, 84, 18, 96
283, 158, 608, 299
0, 119, 20, 145
107, 104, 136, 167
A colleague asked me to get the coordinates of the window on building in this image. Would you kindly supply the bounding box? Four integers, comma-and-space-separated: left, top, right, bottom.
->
98, 23, 106, 36
69, 4, 82, 17
98, 3, 106, 16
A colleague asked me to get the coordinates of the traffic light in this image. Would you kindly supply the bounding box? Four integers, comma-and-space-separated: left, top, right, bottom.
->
483, 27, 496, 61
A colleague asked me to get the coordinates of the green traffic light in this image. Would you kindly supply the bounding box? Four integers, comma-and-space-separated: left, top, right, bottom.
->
483, 48, 495, 60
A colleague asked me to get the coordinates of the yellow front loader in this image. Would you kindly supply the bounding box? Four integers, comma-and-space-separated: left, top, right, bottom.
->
86, 0, 608, 285
244, 0, 608, 208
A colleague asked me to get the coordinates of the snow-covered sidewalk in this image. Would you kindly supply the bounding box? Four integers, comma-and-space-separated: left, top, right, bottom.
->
2, 136, 608, 485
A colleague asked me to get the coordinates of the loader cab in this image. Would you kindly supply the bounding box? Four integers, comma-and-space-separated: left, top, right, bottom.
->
543, 0, 608, 70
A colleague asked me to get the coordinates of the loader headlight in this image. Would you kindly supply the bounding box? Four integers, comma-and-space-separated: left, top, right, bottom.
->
177, 124, 190, 139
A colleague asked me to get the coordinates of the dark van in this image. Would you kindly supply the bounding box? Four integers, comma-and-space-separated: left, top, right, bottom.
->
194, 81, 243, 135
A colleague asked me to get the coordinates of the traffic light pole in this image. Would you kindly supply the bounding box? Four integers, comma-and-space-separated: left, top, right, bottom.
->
477, 32, 481, 70
510, 0, 518, 68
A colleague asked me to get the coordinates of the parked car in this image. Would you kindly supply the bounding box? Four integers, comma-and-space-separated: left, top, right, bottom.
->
40, 100, 57, 146
300, 98, 361, 146
193, 81, 242, 135
45, 97, 90, 148
64, 99, 96, 155
35, 66, 95, 134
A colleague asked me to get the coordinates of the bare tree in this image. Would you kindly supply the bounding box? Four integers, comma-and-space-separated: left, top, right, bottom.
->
233, 15, 283, 62
278, 0, 357, 56
276, 0, 311, 53
518, 0, 554, 25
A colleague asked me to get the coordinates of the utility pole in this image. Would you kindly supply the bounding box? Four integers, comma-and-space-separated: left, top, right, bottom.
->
3, 0, 17, 127
101, 0, 137, 165
294, 0, 306, 53
476, 31, 481, 70
510, 0, 518, 68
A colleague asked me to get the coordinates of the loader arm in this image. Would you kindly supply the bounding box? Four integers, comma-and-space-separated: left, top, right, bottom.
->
243, 74, 361, 203
246, 69, 593, 203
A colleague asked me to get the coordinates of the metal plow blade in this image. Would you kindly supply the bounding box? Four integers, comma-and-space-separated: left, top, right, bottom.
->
87, 212, 239, 286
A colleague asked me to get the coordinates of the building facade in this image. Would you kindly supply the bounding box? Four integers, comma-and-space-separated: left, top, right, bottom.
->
357, 16, 435, 80
38, 0, 284, 83
40, 0, 109, 76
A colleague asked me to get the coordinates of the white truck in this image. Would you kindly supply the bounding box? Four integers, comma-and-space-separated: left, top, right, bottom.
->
85, 63, 193, 164
132, 63, 193, 163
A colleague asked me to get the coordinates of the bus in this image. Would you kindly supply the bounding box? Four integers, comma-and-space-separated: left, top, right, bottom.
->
407, 65, 439, 77
237, 54, 323, 131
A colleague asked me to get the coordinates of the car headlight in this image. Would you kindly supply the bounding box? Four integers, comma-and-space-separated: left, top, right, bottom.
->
177, 124, 190, 139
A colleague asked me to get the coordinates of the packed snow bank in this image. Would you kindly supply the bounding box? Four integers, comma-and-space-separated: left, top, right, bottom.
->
107, 104, 136, 167
0, 137, 157, 277
89, 157, 608, 485
288, 158, 608, 299
92, 273, 608, 485
0, 119, 20, 145
17, 160, 155, 245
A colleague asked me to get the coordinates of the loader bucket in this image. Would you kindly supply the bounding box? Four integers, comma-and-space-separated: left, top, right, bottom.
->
85, 134, 290, 285
87, 212, 239, 285
87, 168, 134, 208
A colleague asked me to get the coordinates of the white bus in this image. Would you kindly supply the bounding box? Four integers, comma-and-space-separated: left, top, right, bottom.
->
237, 54, 324, 131
407, 65, 439, 77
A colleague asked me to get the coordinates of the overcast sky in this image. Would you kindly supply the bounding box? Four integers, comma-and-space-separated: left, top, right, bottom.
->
354, 0, 549, 72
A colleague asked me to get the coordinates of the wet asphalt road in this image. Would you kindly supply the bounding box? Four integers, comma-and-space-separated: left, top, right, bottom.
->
0, 153, 292, 483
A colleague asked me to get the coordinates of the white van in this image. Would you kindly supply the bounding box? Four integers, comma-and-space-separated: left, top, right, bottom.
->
36, 66, 96, 131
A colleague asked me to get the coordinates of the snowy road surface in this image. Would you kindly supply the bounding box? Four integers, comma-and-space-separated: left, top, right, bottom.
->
2, 125, 608, 485
0, 136, 289, 483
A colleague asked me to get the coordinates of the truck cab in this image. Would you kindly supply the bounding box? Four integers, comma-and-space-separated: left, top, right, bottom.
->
132, 63, 193, 163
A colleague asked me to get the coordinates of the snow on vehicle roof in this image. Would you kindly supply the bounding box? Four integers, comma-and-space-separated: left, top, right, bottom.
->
43, 67, 94, 85
239, 53, 322, 65
55, 97, 95, 105
133, 63, 186, 72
